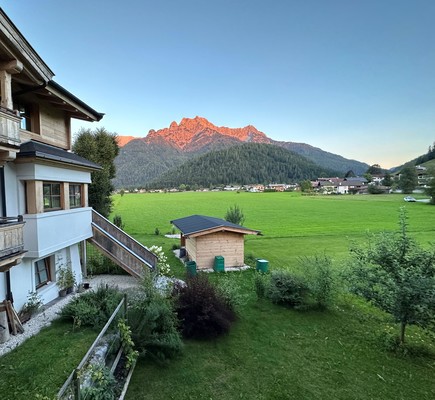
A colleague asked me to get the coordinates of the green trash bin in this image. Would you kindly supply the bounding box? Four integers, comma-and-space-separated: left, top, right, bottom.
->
186, 260, 197, 277
214, 256, 225, 272
256, 259, 269, 273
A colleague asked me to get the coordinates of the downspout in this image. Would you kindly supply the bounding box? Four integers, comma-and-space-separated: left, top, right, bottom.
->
0, 168, 13, 303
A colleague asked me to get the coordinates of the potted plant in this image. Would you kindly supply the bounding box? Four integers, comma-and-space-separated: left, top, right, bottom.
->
57, 266, 76, 296
18, 291, 42, 322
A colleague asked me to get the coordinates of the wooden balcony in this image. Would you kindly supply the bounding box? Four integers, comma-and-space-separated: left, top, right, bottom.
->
0, 216, 26, 272
0, 106, 21, 164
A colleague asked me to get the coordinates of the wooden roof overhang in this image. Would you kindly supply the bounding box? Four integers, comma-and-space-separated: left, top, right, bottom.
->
0, 8, 103, 122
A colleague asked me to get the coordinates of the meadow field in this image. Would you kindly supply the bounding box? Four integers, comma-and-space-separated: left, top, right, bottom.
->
112, 191, 434, 271
113, 191, 435, 400
2, 192, 434, 399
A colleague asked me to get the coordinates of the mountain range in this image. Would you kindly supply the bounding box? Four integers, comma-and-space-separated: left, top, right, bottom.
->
113, 116, 369, 188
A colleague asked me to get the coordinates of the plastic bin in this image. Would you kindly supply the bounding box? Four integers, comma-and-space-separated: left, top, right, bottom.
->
214, 256, 225, 272
186, 260, 197, 277
256, 259, 269, 273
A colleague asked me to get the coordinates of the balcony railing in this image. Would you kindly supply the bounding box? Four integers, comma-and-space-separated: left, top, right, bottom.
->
0, 106, 20, 147
0, 216, 26, 272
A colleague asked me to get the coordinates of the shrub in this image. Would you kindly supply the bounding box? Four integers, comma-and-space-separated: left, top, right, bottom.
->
59, 285, 122, 329
266, 270, 309, 307
113, 214, 125, 230
127, 274, 183, 364
244, 252, 257, 267
300, 254, 336, 309
224, 204, 245, 225
216, 274, 248, 312
149, 245, 172, 277
87, 253, 126, 275
176, 274, 237, 339
253, 272, 269, 299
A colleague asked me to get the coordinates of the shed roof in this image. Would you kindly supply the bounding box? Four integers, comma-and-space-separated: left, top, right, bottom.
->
171, 215, 260, 237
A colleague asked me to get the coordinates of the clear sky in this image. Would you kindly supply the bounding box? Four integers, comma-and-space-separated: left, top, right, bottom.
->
3, 0, 435, 168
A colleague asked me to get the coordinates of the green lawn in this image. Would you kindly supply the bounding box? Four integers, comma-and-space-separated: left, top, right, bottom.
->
1, 192, 434, 399
113, 191, 434, 269
116, 191, 435, 400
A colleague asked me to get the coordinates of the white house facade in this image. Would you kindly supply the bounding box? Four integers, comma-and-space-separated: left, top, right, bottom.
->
0, 8, 103, 311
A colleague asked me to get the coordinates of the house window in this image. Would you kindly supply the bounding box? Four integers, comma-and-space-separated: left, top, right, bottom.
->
35, 257, 51, 289
43, 182, 61, 210
69, 184, 82, 208
16, 103, 32, 131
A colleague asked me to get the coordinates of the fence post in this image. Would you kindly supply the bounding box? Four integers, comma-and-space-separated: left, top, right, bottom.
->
123, 293, 128, 321
73, 368, 80, 400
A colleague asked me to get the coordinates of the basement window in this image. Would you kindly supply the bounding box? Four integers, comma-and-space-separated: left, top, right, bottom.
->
35, 257, 52, 289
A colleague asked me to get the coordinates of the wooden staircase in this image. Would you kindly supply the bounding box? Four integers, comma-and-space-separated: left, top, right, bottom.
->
88, 210, 157, 278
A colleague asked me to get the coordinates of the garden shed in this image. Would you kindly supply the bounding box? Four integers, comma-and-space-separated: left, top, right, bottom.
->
170, 215, 260, 270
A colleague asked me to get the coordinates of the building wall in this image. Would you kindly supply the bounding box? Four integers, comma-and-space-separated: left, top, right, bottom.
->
189, 231, 245, 269
1, 157, 91, 309
19, 97, 70, 150
0, 244, 83, 311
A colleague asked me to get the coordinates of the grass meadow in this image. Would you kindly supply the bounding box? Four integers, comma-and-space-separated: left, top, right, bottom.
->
113, 191, 434, 270
1, 192, 434, 399
115, 191, 435, 400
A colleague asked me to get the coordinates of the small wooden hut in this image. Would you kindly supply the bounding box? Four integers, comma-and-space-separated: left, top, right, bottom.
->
171, 215, 260, 270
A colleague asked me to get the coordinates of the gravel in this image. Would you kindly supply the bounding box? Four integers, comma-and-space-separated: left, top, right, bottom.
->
0, 274, 140, 358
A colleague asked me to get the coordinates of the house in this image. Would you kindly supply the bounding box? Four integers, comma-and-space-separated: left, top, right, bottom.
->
0, 8, 156, 312
337, 178, 368, 194
171, 215, 260, 270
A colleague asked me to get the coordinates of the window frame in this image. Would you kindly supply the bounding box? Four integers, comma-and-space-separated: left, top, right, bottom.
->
43, 182, 62, 211
69, 183, 82, 208
35, 257, 52, 289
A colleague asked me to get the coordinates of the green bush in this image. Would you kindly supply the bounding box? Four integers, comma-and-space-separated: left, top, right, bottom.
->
300, 254, 336, 309
266, 270, 309, 307
176, 274, 237, 339
127, 274, 183, 364
59, 285, 122, 329
253, 272, 269, 299
216, 275, 248, 312
244, 252, 257, 267
87, 253, 126, 275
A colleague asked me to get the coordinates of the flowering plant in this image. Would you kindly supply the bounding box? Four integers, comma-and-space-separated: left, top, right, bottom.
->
149, 245, 172, 277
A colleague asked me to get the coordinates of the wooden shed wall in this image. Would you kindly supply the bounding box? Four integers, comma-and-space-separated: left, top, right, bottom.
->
187, 231, 245, 269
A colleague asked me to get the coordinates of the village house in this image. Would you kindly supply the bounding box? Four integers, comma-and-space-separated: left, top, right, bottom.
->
0, 9, 156, 312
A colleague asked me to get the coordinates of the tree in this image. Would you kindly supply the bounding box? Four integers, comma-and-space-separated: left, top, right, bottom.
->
73, 128, 119, 217
366, 164, 383, 175
382, 172, 393, 187
346, 208, 435, 344
224, 204, 245, 226
299, 180, 312, 192
425, 167, 435, 205
398, 165, 417, 194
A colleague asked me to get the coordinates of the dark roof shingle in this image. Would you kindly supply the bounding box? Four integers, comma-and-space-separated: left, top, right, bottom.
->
171, 215, 259, 236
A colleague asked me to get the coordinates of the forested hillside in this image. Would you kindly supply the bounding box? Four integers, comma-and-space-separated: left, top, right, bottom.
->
147, 143, 338, 188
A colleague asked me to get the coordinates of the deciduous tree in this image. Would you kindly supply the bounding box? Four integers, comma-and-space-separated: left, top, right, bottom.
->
346, 208, 435, 344
398, 165, 417, 194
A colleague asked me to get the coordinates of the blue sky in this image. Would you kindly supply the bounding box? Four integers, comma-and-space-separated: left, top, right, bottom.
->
3, 0, 435, 168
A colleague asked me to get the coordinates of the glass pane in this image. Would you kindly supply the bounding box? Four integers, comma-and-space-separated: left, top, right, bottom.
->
51, 184, 60, 195
52, 196, 61, 208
